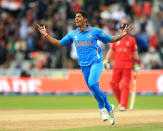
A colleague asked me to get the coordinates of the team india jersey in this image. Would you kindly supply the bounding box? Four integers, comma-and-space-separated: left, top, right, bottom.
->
110, 35, 137, 69
60, 25, 112, 66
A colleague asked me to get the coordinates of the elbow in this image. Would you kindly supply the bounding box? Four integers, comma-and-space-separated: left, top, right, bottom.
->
110, 38, 116, 43
57, 44, 62, 48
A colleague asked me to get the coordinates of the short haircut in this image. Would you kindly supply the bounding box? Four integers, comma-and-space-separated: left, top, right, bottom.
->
75, 10, 88, 19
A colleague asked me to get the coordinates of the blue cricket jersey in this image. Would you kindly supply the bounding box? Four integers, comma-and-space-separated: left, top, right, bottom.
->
60, 25, 112, 66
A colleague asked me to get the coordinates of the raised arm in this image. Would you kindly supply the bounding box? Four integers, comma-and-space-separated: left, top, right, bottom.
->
37, 24, 62, 47
110, 24, 133, 43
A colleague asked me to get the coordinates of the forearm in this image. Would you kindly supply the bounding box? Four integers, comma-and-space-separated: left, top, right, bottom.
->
105, 49, 114, 60
45, 34, 62, 47
133, 51, 139, 63
110, 33, 127, 43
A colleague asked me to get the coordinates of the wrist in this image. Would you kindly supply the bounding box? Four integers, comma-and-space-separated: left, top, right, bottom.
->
122, 32, 127, 37
43, 33, 48, 38
103, 59, 109, 63
134, 63, 139, 68
134, 58, 139, 64
41, 33, 48, 40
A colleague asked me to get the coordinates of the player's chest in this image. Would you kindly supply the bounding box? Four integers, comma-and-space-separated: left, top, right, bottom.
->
115, 40, 132, 52
73, 32, 96, 47
73, 32, 96, 42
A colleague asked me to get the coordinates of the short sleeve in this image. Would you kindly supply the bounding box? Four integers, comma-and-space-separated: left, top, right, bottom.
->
60, 32, 73, 46
132, 38, 138, 51
96, 28, 112, 44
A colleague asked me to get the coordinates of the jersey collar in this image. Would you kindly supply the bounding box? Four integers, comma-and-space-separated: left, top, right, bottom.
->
124, 35, 130, 39
75, 24, 91, 33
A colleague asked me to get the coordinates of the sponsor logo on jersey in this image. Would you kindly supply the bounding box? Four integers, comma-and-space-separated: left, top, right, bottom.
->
102, 33, 106, 37
74, 36, 78, 40
116, 41, 120, 45
126, 41, 130, 46
76, 41, 92, 46
87, 34, 92, 38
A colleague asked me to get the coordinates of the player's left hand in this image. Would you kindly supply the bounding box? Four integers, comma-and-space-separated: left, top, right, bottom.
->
123, 24, 133, 35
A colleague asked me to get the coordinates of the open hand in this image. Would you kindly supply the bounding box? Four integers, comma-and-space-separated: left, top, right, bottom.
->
37, 24, 48, 37
123, 24, 133, 35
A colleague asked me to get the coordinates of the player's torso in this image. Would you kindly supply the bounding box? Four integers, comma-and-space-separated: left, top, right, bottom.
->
73, 31, 97, 47
114, 36, 134, 59
72, 29, 102, 66
113, 36, 134, 69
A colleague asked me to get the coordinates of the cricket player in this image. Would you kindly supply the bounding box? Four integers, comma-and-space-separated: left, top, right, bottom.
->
104, 23, 139, 111
37, 10, 133, 125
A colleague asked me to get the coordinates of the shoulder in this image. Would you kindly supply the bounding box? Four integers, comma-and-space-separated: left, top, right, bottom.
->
127, 36, 137, 46
91, 27, 102, 32
110, 42, 117, 49
65, 29, 77, 38
91, 27, 105, 36
128, 35, 135, 40
68, 29, 77, 35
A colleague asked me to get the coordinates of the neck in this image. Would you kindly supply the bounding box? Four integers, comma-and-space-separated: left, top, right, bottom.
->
79, 24, 87, 32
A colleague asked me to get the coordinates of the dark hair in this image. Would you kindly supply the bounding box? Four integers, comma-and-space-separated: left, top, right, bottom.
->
20, 70, 30, 77
75, 10, 88, 19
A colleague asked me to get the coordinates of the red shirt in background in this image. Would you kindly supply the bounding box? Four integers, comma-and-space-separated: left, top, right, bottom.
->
110, 35, 137, 69
142, 1, 152, 16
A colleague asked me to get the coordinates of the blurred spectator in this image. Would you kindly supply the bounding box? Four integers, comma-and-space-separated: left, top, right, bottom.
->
0, 40, 7, 65
15, 38, 27, 52
0, 0, 162, 70
140, 47, 162, 69
100, 6, 111, 20
131, 0, 142, 18
152, 12, 162, 36
20, 70, 30, 77
111, 7, 126, 23
159, 0, 163, 10
142, 0, 152, 16
26, 32, 35, 52
19, 17, 32, 39
136, 24, 150, 53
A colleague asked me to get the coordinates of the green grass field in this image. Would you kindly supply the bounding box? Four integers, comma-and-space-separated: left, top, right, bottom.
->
53, 123, 163, 131
0, 95, 163, 131
0, 95, 163, 110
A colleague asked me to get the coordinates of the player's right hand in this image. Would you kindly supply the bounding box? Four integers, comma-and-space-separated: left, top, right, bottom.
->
37, 24, 48, 37
103, 59, 111, 70
134, 64, 140, 75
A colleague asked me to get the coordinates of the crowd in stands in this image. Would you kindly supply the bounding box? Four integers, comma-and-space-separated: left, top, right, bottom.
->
0, 0, 163, 70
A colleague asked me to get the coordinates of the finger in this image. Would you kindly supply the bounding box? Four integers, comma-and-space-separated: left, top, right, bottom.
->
124, 25, 128, 30
130, 26, 134, 32
37, 24, 41, 29
128, 24, 133, 29
37, 24, 44, 31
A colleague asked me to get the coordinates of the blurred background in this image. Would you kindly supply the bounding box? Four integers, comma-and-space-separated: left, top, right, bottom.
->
0, 0, 162, 77
0, 2, 163, 131
0, 0, 162, 95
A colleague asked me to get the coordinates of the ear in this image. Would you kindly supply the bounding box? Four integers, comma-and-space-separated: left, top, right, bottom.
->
84, 18, 88, 23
